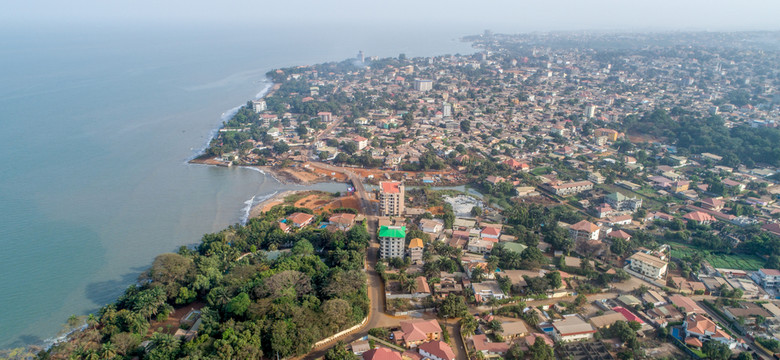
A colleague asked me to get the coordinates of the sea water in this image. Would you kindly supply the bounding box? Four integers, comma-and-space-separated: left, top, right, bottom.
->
0, 24, 475, 348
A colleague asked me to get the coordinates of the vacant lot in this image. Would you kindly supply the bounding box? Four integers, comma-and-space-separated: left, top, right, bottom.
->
595, 183, 665, 210
670, 244, 764, 271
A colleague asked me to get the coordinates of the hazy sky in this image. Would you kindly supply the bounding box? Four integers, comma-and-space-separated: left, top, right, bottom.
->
4, 0, 780, 32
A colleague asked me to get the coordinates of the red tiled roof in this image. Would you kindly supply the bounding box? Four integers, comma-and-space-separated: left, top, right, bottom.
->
683, 211, 715, 223
700, 198, 725, 208
570, 220, 599, 233
400, 319, 441, 343
608, 230, 631, 240
329, 213, 356, 224
685, 337, 703, 348
481, 227, 501, 236
381, 181, 402, 194
761, 268, 780, 276
525, 333, 554, 347
452, 230, 470, 239
414, 276, 431, 294
668, 295, 703, 314
686, 314, 730, 340
471, 334, 510, 353
363, 347, 402, 360
401, 350, 423, 360
418, 341, 455, 360
612, 306, 643, 324
763, 223, 780, 236
288, 212, 314, 225
607, 214, 633, 223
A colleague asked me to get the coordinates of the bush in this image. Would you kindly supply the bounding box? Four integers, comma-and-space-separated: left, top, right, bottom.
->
756, 337, 780, 352
368, 327, 389, 339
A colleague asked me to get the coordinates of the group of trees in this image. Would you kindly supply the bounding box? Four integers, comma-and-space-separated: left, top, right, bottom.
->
491, 243, 548, 270
598, 320, 642, 359
625, 108, 780, 167
503, 202, 583, 253
44, 206, 371, 359
400, 150, 447, 171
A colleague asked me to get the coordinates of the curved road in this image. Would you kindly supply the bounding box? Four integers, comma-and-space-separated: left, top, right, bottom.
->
300, 164, 393, 359
300, 162, 467, 359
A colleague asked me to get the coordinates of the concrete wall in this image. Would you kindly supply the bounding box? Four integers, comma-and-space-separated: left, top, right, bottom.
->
313, 315, 368, 349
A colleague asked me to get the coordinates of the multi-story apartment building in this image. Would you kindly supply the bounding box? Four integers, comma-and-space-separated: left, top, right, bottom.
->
628, 252, 668, 279
379, 225, 406, 259
541, 180, 594, 197
379, 181, 405, 216
414, 79, 433, 91
569, 220, 600, 242
756, 268, 780, 290
408, 237, 424, 264
604, 192, 642, 212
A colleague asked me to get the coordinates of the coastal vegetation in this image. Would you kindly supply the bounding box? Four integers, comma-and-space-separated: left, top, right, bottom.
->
41, 205, 370, 359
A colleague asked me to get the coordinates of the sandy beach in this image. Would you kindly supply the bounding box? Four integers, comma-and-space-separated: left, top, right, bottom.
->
247, 190, 298, 219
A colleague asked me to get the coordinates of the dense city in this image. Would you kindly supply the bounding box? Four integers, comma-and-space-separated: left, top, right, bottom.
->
42, 31, 780, 360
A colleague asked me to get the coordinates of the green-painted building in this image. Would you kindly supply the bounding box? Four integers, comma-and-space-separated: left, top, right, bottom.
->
379, 225, 406, 259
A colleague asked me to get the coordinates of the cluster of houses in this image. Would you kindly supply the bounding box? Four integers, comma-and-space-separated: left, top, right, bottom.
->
351, 319, 456, 360
277, 210, 359, 233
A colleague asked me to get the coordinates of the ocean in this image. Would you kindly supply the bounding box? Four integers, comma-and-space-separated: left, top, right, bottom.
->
0, 24, 476, 348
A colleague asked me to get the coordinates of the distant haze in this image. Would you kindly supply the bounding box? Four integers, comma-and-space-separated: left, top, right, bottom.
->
3, 0, 780, 32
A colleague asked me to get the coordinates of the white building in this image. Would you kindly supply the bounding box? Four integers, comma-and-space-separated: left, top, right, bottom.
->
379, 225, 406, 259
414, 79, 433, 91
683, 314, 736, 349
628, 252, 668, 279
568, 220, 600, 242
584, 104, 597, 118
541, 180, 594, 196
472, 281, 505, 301
252, 99, 267, 112
756, 268, 780, 291
551, 314, 596, 342
442, 102, 452, 117
467, 238, 494, 254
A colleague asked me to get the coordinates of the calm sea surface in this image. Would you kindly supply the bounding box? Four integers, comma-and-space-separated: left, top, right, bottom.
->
0, 24, 475, 348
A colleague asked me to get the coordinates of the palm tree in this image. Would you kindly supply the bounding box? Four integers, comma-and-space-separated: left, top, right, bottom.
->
524, 311, 540, 328
72, 346, 89, 359
83, 350, 100, 360
488, 297, 500, 314
150, 332, 181, 355
209, 287, 232, 307
100, 342, 117, 360
402, 277, 418, 294
460, 316, 478, 337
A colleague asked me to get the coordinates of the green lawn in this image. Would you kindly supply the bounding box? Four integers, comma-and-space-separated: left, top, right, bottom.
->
531, 167, 552, 175
670, 244, 764, 271
595, 183, 664, 210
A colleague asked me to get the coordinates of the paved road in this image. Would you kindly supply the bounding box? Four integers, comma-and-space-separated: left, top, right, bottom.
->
308, 162, 375, 214
300, 167, 393, 359
304, 117, 345, 160
445, 321, 467, 360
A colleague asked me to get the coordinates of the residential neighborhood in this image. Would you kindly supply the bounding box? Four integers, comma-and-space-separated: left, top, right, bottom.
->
197, 31, 780, 360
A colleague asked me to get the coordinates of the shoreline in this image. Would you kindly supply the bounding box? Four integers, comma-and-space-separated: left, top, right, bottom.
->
188, 79, 277, 163
247, 189, 299, 219
188, 156, 344, 186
